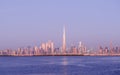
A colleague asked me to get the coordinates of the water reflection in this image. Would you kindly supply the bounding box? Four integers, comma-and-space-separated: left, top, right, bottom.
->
62, 57, 68, 65
62, 57, 68, 75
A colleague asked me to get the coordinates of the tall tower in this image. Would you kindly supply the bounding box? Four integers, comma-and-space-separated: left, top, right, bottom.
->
62, 26, 66, 53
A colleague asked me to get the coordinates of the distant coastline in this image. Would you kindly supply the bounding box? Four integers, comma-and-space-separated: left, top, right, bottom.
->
0, 54, 120, 57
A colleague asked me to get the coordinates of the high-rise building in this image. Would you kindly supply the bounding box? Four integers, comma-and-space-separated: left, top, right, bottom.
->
51, 42, 54, 54
78, 41, 82, 54
41, 43, 46, 50
62, 26, 66, 53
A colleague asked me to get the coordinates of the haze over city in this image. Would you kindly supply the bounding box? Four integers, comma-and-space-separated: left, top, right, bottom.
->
1, 1, 120, 75
0, 0, 120, 50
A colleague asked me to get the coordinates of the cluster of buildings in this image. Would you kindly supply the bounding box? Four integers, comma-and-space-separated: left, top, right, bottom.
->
0, 27, 120, 56
0, 41, 87, 56
96, 46, 120, 55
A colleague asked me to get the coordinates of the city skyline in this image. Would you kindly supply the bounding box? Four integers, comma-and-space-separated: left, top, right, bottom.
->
0, 26, 120, 56
0, 26, 120, 57
0, 26, 119, 50
0, 0, 120, 49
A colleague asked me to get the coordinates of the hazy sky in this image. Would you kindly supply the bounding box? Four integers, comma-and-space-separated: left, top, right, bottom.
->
0, 0, 120, 50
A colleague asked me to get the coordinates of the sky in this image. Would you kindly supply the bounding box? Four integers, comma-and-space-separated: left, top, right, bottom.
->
0, 0, 120, 50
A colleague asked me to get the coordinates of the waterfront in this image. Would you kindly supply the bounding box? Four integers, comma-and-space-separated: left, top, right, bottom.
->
0, 56, 120, 75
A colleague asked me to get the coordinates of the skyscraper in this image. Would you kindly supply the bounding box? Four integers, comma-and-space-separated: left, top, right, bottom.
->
62, 26, 66, 53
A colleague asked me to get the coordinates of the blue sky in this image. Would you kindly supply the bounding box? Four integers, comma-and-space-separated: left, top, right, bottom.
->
0, 0, 120, 50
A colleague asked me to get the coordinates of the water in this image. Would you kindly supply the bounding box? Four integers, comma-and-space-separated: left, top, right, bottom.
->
0, 56, 120, 75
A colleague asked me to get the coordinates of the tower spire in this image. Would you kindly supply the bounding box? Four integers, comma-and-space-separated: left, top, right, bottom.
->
63, 26, 66, 53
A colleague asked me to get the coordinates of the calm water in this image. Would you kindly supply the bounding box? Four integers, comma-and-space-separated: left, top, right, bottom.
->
0, 56, 120, 75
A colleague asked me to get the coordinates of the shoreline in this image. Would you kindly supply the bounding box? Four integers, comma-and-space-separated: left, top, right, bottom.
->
0, 54, 120, 57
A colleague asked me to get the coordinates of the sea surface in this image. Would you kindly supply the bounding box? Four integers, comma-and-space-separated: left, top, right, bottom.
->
0, 56, 120, 75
